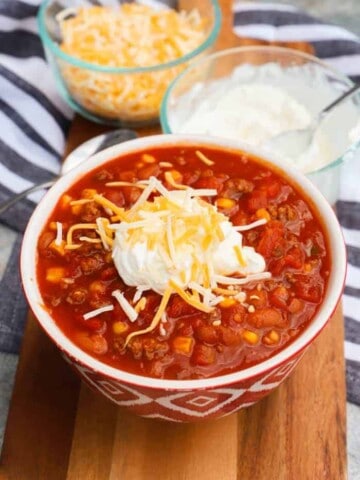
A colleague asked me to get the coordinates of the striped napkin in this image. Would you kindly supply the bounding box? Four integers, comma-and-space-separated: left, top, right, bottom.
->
0, 0, 359, 404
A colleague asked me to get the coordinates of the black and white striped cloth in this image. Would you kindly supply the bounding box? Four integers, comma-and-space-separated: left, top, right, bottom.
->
0, 0, 359, 404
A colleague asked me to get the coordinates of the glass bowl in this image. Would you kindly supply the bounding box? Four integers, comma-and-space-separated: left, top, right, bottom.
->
38, 0, 221, 127
160, 46, 360, 204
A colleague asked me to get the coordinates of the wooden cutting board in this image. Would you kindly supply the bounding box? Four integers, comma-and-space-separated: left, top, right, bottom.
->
0, 1, 347, 478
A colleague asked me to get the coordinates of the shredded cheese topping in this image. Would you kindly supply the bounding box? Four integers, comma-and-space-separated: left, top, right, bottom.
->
58, 167, 271, 344
57, 4, 207, 121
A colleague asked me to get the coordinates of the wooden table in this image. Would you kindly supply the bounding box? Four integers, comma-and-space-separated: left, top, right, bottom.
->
0, 1, 347, 478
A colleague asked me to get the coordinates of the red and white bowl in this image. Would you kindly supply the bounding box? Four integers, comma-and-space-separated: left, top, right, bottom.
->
20, 134, 347, 422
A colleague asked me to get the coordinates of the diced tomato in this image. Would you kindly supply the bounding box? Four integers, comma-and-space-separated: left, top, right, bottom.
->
272, 245, 305, 275
231, 210, 250, 226
263, 180, 281, 198
294, 282, 322, 303
257, 222, 285, 258
284, 246, 304, 269
247, 190, 268, 212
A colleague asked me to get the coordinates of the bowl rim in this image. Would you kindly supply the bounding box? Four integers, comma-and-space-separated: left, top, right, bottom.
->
37, 0, 222, 74
160, 44, 358, 177
21, 134, 347, 391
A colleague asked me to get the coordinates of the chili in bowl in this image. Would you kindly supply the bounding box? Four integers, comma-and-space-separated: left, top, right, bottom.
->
21, 135, 346, 422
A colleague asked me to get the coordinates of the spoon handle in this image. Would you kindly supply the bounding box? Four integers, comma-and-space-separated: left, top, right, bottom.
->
0, 180, 55, 215
320, 83, 360, 120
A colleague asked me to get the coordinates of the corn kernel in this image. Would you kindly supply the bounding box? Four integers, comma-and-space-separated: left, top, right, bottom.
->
169, 170, 183, 183
220, 298, 237, 308
242, 330, 259, 345
172, 336, 194, 356
216, 198, 236, 209
304, 263, 312, 272
49, 222, 57, 231
49, 240, 66, 256
113, 321, 129, 335
82, 188, 97, 199
71, 204, 82, 216
256, 208, 271, 222
263, 330, 280, 345
142, 153, 156, 164
46, 267, 66, 283
59, 194, 72, 209
134, 297, 147, 313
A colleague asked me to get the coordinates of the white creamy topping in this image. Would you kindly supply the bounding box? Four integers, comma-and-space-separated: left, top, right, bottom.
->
179, 83, 334, 173
182, 84, 312, 146
111, 190, 266, 294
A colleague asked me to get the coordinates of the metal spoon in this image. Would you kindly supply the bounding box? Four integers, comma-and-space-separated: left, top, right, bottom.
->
0, 129, 137, 215
263, 83, 360, 158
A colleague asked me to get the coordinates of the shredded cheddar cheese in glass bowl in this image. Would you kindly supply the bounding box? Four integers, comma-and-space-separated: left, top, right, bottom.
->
37, 0, 221, 126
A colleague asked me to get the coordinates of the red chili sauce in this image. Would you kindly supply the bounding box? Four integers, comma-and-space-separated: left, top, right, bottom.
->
36, 146, 330, 380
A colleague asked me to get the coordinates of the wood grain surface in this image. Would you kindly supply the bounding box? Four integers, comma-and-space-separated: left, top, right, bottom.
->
0, 1, 346, 478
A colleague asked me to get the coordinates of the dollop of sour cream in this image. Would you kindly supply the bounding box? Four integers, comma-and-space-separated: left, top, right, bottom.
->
177, 83, 333, 174
111, 188, 266, 294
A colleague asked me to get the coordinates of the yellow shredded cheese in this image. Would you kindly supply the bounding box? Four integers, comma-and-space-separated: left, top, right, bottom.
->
234, 245, 247, 267
164, 171, 188, 190
169, 279, 212, 313
195, 150, 215, 166
93, 194, 127, 220
58, 4, 207, 122
66, 223, 97, 246
124, 286, 173, 346
105, 181, 146, 189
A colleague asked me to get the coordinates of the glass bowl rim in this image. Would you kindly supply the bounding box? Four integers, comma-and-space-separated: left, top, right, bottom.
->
160, 44, 357, 176
37, 0, 222, 74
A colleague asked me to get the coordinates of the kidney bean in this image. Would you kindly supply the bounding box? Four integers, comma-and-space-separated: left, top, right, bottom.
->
247, 308, 285, 328
269, 286, 289, 309
195, 325, 218, 345
192, 344, 216, 366
218, 326, 242, 346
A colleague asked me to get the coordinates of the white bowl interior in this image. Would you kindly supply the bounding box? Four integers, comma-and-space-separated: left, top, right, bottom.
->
21, 134, 347, 390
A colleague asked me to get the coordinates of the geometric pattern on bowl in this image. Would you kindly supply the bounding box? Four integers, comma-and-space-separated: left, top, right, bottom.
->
63, 351, 304, 422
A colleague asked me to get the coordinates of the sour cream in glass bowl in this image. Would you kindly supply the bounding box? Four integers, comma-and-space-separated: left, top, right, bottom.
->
160, 46, 360, 204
